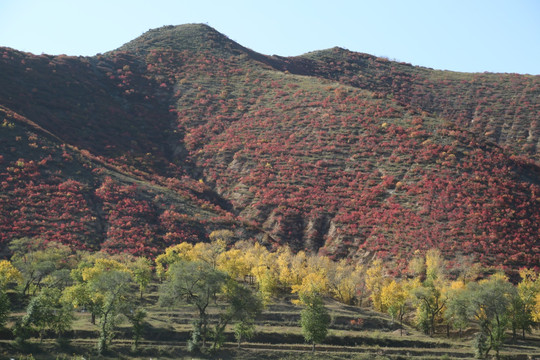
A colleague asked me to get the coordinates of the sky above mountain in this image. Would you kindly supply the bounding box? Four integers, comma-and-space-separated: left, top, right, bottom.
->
0, 0, 539, 74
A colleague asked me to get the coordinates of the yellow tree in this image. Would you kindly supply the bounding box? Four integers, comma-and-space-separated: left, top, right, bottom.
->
381, 279, 409, 335
410, 249, 449, 336
327, 259, 364, 305
292, 271, 329, 304
155, 242, 194, 280
0, 260, 22, 289
533, 293, 540, 323
0, 260, 22, 327
294, 254, 332, 299
209, 229, 234, 244
278, 248, 312, 291
245, 243, 280, 302
366, 259, 387, 312
513, 268, 539, 340
191, 239, 226, 268
217, 248, 251, 280
276, 246, 296, 289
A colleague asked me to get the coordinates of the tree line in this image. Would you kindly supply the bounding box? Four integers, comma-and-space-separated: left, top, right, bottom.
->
0, 234, 539, 358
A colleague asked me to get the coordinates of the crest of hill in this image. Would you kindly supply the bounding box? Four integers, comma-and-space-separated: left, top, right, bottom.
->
115, 23, 256, 58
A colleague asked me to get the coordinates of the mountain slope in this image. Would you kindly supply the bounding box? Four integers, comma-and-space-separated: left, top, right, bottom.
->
0, 24, 538, 269
277, 47, 540, 161
0, 105, 244, 257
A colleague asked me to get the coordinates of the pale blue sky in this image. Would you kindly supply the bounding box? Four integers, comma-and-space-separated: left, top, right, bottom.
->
0, 0, 538, 74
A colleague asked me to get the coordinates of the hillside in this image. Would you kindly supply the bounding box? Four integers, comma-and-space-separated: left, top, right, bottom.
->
280, 47, 540, 161
0, 24, 539, 269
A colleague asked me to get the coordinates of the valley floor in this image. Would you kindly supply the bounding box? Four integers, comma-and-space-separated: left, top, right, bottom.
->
2, 296, 539, 360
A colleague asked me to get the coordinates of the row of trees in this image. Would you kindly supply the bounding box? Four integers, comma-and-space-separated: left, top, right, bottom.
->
368, 250, 540, 359
0, 236, 539, 358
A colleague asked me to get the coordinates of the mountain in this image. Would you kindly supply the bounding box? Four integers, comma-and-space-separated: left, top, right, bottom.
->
0, 24, 538, 270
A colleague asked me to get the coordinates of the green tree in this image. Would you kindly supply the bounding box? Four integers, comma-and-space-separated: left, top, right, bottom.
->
127, 307, 147, 351
299, 292, 330, 352
234, 320, 255, 348
0, 290, 10, 329
212, 280, 263, 350
444, 282, 469, 338
10, 238, 74, 296
466, 274, 515, 360
507, 292, 531, 343
20, 287, 74, 342
90, 268, 133, 354
129, 257, 153, 300
63, 257, 134, 354
159, 260, 227, 351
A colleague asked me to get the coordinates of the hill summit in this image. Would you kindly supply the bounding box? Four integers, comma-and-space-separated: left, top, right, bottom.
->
0, 24, 538, 270
116, 24, 244, 55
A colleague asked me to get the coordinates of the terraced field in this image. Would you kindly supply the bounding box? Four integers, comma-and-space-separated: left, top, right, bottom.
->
2, 286, 539, 360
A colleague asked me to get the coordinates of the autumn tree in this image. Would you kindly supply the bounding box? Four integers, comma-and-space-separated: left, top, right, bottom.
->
327, 259, 365, 305
0, 260, 22, 288
366, 259, 386, 312
276, 246, 300, 290
217, 248, 251, 281
191, 238, 226, 269
533, 293, 540, 323
155, 242, 194, 280
514, 268, 539, 340
245, 243, 280, 302
0, 260, 22, 328
381, 279, 408, 335
410, 249, 448, 336
209, 229, 234, 244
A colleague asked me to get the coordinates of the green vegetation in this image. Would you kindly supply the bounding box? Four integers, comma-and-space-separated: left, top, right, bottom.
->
299, 292, 330, 352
